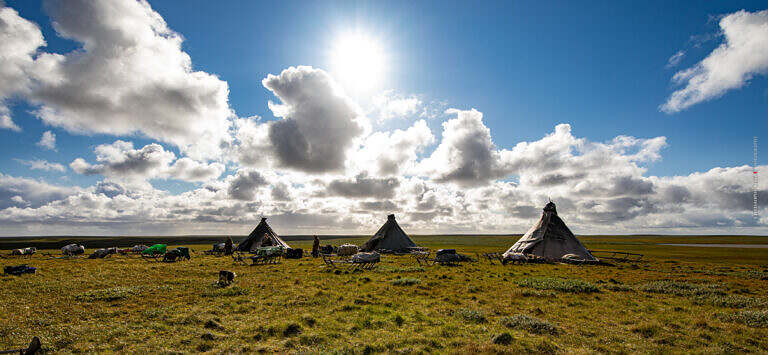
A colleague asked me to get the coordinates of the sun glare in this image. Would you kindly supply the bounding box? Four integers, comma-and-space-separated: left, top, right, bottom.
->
331, 32, 386, 92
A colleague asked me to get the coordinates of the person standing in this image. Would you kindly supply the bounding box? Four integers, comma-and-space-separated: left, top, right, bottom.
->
224, 236, 233, 255
312, 235, 320, 258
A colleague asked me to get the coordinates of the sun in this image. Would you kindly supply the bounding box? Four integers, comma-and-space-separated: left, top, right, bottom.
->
331, 32, 386, 92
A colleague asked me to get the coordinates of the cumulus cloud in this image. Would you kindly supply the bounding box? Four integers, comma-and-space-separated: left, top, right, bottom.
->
70, 140, 223, 182
167, 158, 225, 182
352, 119, 435, 176
261, 66, 368, 173
327, 173, 401, 199
0, 173, 75, 209
370, 90, 423, 122
1, 0, 233, 159
662, 10, 768, 113
16, 158, 66, 172
233, 116, 271, 168
420, 108, 507, 186
36, 130, 56, 150
71, 141, 174, 179
227, 169, 268, 201
0, 113, 20, 131
0, 5, 50, 132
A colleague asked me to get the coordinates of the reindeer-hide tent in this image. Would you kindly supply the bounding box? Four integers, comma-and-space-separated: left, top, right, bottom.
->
236, 218, 290, 252
360, 214, 418, 252
503, 201, 597, 262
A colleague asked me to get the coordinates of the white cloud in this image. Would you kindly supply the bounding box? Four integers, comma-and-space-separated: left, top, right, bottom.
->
370, 91, 423, 122
666, 50, 686, 68
227, 169, 269, 201
233, 116, 271, 168
36, 130, 56, 150
0, 113, 20, 131
2, 0, 234, 159
0, 173, 76, 209
260, 66, 369, 173
167, 158, 225, 183
326, 173, 400, 199
419, 108, 507, 186
16, 158, 66, 172
0, 5, 50, 132
352, 119, 435, 176
70, 140, 223, 183
662, 10, 768, 113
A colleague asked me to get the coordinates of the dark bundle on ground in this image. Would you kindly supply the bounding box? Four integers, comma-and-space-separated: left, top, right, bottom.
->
163, 247, 191, 262
4, 265, 36, 276
285, 248, 303, 259
89, 248, 112, 259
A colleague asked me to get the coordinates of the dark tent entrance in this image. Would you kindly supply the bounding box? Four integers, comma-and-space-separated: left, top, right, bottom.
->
236, 217, 290, 252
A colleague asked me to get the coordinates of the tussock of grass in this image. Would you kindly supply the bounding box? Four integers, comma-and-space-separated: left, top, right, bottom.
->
693, 294, 765, 308
390, 278, 421, 286
638, 280, 725, 296
517, 277, 599, 293
202, 286, 249, 297
283, 322, 302, 337
511, 289, 557, 297
298, 334, 324, 345
453, 308, 486, 323
376, 266, 425, 273
739, 270, 768, 280
492, 332, 514, 345
632, 322, 662, 338
721, 310, 768, 328
501, 315, 558, 335
75, 286, 142, 302
603, 284, 633, 292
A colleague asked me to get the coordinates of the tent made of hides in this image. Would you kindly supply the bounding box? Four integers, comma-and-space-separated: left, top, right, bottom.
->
236, 218, 290, 252
503, 201, 597, 261
360, 214, 418, 252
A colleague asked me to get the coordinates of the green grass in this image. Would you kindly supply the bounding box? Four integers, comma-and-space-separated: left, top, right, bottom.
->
516, 277, 600, 293
501, 315, 559, 335
722, 310, 768, 328
637, 280, 725, 296
390, 277, 421, 286
74, 286, 144, 302
0, 234, 767, 352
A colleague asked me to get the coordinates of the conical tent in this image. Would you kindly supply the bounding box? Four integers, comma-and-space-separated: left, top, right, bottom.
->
360, 214, 417, 252
504, 202, 597, 261
236, 218, 290, 252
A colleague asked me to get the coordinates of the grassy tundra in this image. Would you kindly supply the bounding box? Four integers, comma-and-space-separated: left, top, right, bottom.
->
1, 235, 767, 353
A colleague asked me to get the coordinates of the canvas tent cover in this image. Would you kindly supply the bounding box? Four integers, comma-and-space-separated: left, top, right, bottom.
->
360, 214, 417, 252
504, 202, 597, 261
236, 218, 290, 252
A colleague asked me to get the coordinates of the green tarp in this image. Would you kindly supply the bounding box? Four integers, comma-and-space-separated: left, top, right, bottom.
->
142, 244, 167, 255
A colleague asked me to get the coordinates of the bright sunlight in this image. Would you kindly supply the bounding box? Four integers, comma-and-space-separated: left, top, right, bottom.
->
331, 32, 386, 92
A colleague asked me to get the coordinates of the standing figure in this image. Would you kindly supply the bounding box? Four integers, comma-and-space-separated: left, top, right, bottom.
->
312, 235, 320, 258
224, 236, 233, 255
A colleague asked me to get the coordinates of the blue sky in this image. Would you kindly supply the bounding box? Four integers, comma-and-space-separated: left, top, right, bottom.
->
0, 0, 766, 235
